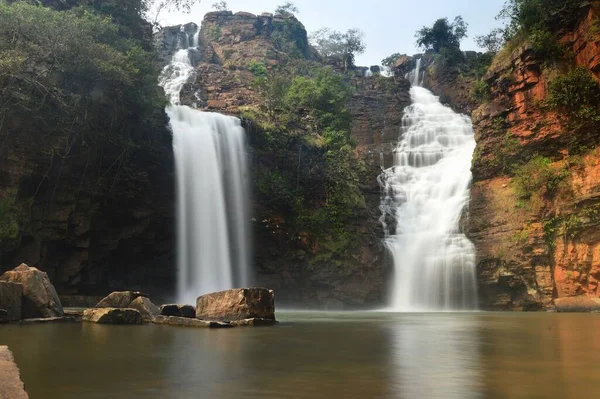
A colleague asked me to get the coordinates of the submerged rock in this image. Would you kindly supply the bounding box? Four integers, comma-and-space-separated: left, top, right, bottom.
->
95, 291, 148, 309
230, 318, 278, 327
159, 304, 195, 318
196, 288, 275, 322
82, 308, 143, 324
154, 315, 232, 328
130, 297, 160, 322
0, 346, 28, 399
554, 296, 600, 312
0, 281, 23, 321
0, 264, 63, 319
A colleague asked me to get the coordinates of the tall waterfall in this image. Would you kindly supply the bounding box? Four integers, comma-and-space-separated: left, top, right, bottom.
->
379, 60, 478, 311
159, 28, 250, 305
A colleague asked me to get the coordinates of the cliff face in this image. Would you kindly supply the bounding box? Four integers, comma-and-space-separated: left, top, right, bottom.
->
466, 5, 600, 310
165, 11, 410, 309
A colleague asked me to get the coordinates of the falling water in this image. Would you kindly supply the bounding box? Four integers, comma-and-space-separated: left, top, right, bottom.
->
379, 61, 478, 311
159, 27, 250, 305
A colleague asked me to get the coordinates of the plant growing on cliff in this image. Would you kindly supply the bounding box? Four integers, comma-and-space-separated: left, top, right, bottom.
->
513, 156, 569, 202
275, 2, 299, 17
547, 67, 600, 122
475, 29, 505, 53
211, 1, 229, 11
381, 53, 403, 69
309, 28, 366, 71
416, 16, 468, 53
0, 198, 18, 241
472, 80, 491, 103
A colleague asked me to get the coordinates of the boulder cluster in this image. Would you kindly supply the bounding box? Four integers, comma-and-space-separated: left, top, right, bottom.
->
0, 263, 277, 327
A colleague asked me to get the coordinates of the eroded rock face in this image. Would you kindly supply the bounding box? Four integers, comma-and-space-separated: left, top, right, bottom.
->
0, 281, 23, 321
82, 308, 143, 324
554, 296, 600, 312
196, 288, 275, 321
0, 346, 28, 399
0, 264, 63, 318
129, 297, 160, 321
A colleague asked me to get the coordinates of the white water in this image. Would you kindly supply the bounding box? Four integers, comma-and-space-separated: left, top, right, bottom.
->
159, 27, 251, 305
379, 61, 478, 311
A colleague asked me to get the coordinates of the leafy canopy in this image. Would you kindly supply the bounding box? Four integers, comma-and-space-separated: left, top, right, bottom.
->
309, 28, 366, 71
415, 16, 468, 53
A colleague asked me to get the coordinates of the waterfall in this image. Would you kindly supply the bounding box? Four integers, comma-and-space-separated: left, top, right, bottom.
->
159, 30, 251, 305
379, 61, 478, 311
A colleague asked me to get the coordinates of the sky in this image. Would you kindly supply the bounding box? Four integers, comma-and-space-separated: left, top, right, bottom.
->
162, 0, 508, 66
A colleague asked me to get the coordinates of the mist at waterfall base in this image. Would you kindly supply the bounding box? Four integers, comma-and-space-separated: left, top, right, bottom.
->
379, 60, 478, 312
159, 29, 250, 305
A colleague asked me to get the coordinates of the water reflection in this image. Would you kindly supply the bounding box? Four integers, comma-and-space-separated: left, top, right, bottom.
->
1, 313, 600, 398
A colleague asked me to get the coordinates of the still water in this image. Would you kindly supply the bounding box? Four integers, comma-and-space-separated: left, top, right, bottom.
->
1, 312, 599, 398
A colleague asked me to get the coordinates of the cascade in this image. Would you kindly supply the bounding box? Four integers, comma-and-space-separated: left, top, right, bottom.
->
159, 27, 250, 305
379, 60, 478, 311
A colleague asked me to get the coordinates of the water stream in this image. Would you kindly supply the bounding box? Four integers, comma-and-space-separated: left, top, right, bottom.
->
379, 60, 478, 311
159, 27, 250, 304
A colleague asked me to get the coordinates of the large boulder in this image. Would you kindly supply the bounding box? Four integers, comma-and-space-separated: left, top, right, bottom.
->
82, 308, 143, 324
196, 288, 275, 322
129, 297, 160, 322
0, 281, 23, 321
554, 296, 600, 312
0, 346, 28, 399
95, 291, 148, 309
0, 264, 63, 319
159, 304, 195, 318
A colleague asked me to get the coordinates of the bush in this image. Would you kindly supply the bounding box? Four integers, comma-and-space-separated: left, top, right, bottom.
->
472, 80, 491, 102
513, 156, 569, 200
248, 61, 267, 77
548, 67, 600, 112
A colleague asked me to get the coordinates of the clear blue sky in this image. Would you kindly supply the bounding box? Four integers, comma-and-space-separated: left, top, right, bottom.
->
163, 0, 507, 66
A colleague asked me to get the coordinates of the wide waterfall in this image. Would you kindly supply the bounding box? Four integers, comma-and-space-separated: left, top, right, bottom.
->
159, 29, 250, 305
379, 61, 478, 311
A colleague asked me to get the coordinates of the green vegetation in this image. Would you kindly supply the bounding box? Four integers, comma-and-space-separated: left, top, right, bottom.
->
274, 2, 299, 17
415, 16, 468, 53
472, 80, 491, 102
309, 28, 366, 71
244, 62, 366, 259
0, 198, 18, 241
475, 29, 505, 53
381, 53, 403, 69
248, 61, 268, 77
271, 17, 310, 58
547, 67, 600, 120
211, 1, 229, 11
513, 156, 569, 200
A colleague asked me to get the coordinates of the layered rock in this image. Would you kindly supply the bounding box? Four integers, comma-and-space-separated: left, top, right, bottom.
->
554, 296, 600, 312
0, 264, 63, 318
129, 296, 160, 322
0, 281, 23, 321
95, 291, 148, 309
196, 288, 275, 322
82, 308, 143, 324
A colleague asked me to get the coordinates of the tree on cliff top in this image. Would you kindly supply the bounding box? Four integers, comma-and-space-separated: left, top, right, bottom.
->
415, 16, 468, 53
309, 28, 366, 71
211, 1, 229, 11
275, 2, 299, 17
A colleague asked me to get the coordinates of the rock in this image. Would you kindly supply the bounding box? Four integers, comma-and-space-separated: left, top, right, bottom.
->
196, 288, 275, 322
0, 309, 8, 324
370, 65, 381, 74
0, 346, 28, 399
95, 291, 148, 309
59, 295, 104, 308
82, 308, 143, 324
0, 281, 23, 321
159, 304, 195, 318
129, 297, 160, 322
554, 296, 600, 312
18, 317, 74, 324
0, 264, 63, 319
153, 315, 232, 328
230, 318, 278, 327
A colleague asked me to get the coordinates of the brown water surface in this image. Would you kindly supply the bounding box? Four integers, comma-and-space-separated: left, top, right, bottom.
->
1, 312, 599, 398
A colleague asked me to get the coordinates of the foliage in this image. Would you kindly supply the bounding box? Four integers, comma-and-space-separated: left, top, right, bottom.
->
271, 18, 309, 58
309, 28, 366, 71
275, 2, 299, 17
149, 0, 202, 26
211, 1, 229, 11
513, 156, 569, 200
0, 198, 18, 241
415, 16, 468, 53
246, 62, 366, 254
381, 53, 403, 68
475, 28, 506, 53
472, 80, 491, 102
248, 61, 268, 77
547, 67, 600, 114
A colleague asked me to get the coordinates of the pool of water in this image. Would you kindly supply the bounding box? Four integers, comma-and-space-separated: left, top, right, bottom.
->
1, 312, 599, 398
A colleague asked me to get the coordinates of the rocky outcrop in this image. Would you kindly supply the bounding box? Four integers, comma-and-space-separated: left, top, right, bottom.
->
159, 304, 195, 318
95, 291, 148, 309
82, 308, 143, 324
0, 346, 28, 399
129, 296, 160, 321
196, 288, 275, 322
0, 264, 63, 318
0, 281, 23, 321
466, 4, 600, 310
554, 296, 600, 312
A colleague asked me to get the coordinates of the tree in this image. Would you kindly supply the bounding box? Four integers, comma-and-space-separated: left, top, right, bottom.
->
415, 16, 468, 52
275, 2, 299, 17
381, 53, 403, 68
150, 0, 202, 26
475, 29, 505, 53
211, 1, 229, 11
309, 28, 366, 71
